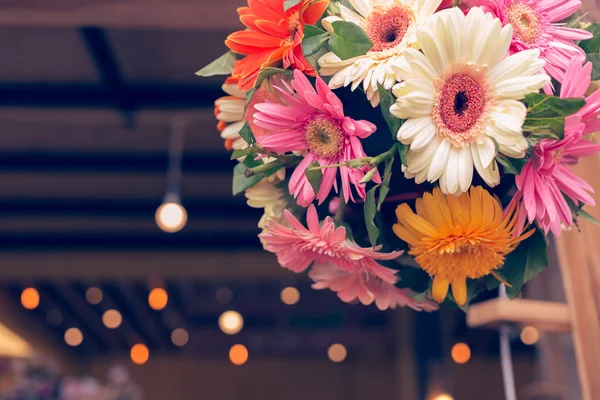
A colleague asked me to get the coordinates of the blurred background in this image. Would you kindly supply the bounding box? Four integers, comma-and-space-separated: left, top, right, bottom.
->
0, 0, 595, 399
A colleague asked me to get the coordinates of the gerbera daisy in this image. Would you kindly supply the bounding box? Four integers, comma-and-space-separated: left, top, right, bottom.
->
225, 0, 329, 91
245, 178, 288, 248
393, 186, 533, 305
215, 76, 248, 151
309, 263, 439, 311
318, 0, 443, 106
259, 205, 401, 283
391, 7, 549, 195
252, 70, 379, 207
512, 60, 600, 235
463, 0, 592, 90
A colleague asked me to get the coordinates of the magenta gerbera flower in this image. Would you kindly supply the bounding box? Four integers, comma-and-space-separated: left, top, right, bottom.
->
258, 205, 401, 284
252, 70, 380, 207
513, 60, 600, 235
463, 0, 592, 92
309, 263, 439, 311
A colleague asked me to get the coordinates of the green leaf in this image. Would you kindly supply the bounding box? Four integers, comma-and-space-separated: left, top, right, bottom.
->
230, 147, 257, 160
284, 0, 302, 11
398, 144, 409, 167
328, 21, 373, 60
578, 208, 600, 226
305, 161, 323, 194
364, 185, 380, 246
238, 123, 256, 145
196, 52, 236, 77
303, 25, 330, 56
496, 154, 527, 175
377, 156, 395, 211
305, 47, 329, 70
501, 228, 548, 299
579, 23, 600, 80
522, 94, 585, 139
232, 155, 263, 195
254, 67, 291, 89
243, 88, 256, 118
377, 84, 402, 139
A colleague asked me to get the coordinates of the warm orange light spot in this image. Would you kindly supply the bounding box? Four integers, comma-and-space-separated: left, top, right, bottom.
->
280, 287, 300, 305
451, 342, 471, 364
229, 344, 248, 366
85, 287, 103, 305
102, 309, 122, 329
21, 288, 40, 310
432, 394, 454, 400
130, 344, 150, 365
148, 288, 168, 311
64, 328, 83, 347
219, 311, 243, 335
328, 344, 347, 363
520, 326, 540, 345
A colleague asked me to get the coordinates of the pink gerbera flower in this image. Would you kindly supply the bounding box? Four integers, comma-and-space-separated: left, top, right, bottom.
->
258, 205, 400, 283
513, 60, 600, 235
309, 263, 439, 311
252, 70, 380, 207
463, 0, 592, 92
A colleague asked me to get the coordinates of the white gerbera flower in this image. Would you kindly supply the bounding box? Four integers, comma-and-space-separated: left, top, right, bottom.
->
215, 81, 248, 151
318, 0, 443, 107
390, 7, 550, 195
245, 179, 288, 249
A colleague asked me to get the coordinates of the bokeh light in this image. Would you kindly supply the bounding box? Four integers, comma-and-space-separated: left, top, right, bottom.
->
102, 309, 123, 329
155, 202, 187, 233
327, 344, 347, 363
171, 328, 189, 347
432, 394, 454, 400
451, 343, 471, 364
229, 344, 248, 366
219, 311, 243, 335
520, 326, 540, 345
64, 328, 83, 347
148, 288, 168, 311
130, 344, 150, 365
280, 287, 300, 305
85, 287, 103, 305
21, 288, 40, 310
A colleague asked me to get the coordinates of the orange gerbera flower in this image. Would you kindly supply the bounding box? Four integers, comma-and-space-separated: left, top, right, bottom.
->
225, 0, 329, 91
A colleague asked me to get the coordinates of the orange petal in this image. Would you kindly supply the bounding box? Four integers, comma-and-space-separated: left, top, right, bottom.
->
432, 276, 450, 304
303, 0, 329, 25
248, 0, 284, 21
256, 19, 291, 38
227, 30, 283, 48
451, 276, 467, 306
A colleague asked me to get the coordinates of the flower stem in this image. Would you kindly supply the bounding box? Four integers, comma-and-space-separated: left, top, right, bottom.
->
370, 143, 399, 168
245, 160, 285, 177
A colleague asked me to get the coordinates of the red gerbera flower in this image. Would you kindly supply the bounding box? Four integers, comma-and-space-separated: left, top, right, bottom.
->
225, 0, 329, 91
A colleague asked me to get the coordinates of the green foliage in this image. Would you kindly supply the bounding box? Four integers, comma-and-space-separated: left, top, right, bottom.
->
328, 21, 373, 60
565, 196, 600, 226
238, 123, 256, 145
500, 228, 549, 298
364, 186, 380, 246
377, 156, 394, 211
232, 155, 263, 195
196, 52, 236, 77
496, 154, 527, 175
579, 23, 600, 80
377, 84, 402, 139
284, 0, 302, 11
398, 144, 409, 167
230, 146, 258, 160
305, 161, 323, 194
578, 208, 600, 226
303, 25, 330, 56
522, 93, 586, 139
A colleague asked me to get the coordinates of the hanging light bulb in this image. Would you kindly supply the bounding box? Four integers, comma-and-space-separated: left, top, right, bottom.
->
156, 193, 187, 233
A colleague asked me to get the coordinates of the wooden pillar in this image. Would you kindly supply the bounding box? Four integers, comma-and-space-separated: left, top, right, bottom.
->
554, 153, 600, 400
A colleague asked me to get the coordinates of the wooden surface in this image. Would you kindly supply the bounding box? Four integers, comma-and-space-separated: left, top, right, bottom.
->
555, 154, 600, 400
466, 298, 570, 332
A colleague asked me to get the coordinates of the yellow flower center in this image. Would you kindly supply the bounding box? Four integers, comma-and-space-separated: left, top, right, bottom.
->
305, 115, 345, 159
362, 2, 415, 53
506, 1, 542, 44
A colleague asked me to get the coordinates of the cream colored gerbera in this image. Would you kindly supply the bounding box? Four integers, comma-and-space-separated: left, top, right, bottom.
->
245, 179, 288, 248
215, 79, 248, 151
318, 0, 443, 106
390, 7, 550, 195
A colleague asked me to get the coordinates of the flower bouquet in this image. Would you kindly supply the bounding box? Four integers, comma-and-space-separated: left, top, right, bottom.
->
199, 0, 600, 310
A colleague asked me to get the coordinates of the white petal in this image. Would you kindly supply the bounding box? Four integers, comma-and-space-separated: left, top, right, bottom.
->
406, 136, 440, 172
339, 5, 364, 25
488, 50, 544, 84
495, 75, 551, 100
220, 120, 245, 139
442, 147, 461, 195
471, 145, 500, 187
409, 122, 436, 150
349, 0, 371, 17
475, 136, 497, 168
397, 116, 435, 143
390, 80, 435, 118
426, 138, 451, 182
321, 16, 343, 33
416, 23, 449, 74
221, 83, 246, 99
457, 146, 474, 194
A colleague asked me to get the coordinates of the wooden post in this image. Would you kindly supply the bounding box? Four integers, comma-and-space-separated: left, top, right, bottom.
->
554, 153, 600, 400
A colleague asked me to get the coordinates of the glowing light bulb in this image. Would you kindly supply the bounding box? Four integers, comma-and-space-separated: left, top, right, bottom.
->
229, 344, 248, 365
219, 311, 243, 335
102, 309, 122, 329
64, 328, 83, 347
148, 288, 168, 311
21, 288, 40, 310
130, 344, 149, 365
280, 287, 300, 305
328, 344, 347, 363
155, 202, 187, 233
520, 326, 540, 345
433, 394, 454, 400
451, 343, 471, 364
